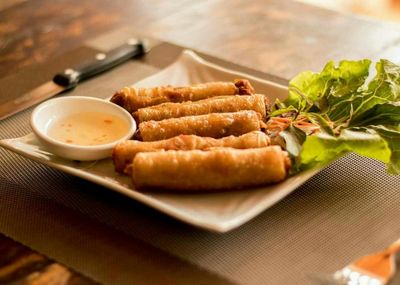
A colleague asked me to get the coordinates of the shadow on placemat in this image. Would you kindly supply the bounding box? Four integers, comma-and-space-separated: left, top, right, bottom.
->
0, 175, 238, 285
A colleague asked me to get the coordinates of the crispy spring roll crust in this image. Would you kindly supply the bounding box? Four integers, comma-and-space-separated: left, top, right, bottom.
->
110, 79, 255, 112
113, 131, 271, 174
132, 146, 291, 191
139, 111, 261, 141
134, 94, 268, 123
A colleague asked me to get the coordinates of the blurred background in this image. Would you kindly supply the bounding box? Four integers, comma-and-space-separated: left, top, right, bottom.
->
298, 0, 400, 22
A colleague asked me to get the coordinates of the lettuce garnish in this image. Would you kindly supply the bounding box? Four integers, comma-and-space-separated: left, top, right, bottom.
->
272, 59, 400, 174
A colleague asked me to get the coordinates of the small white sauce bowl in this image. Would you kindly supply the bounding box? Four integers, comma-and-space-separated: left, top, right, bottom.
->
31, 96, 136, 161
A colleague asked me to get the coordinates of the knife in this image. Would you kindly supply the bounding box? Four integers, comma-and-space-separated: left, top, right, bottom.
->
0, 39, 146, 120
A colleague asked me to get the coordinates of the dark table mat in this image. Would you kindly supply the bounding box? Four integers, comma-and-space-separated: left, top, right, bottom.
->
1, 31, 400, 285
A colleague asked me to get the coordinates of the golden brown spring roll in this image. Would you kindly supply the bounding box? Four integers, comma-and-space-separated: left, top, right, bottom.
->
110, 79, 255, 112
139, 111, 262, 141
132, 146, 291, 191
113, 131, 271, 174
133, 94, 268, 123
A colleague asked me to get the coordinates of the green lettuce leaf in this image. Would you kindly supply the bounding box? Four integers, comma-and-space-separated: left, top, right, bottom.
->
279, 125, 306, 158
299, 128, 391, 170
350, 102, 400, 126
286, 59, 400, 127
369, 125, 400, 174
278, 59, 400, 175
287, 59, 371, 114
347, 60, 400, 123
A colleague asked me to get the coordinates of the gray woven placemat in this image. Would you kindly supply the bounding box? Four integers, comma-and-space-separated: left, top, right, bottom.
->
1, 41, 400, 285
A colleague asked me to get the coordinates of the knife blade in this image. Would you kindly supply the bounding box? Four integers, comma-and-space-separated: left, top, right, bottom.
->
0, 39, 146, 120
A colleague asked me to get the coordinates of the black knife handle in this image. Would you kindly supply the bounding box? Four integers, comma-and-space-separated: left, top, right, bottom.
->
53, 39, 145, 90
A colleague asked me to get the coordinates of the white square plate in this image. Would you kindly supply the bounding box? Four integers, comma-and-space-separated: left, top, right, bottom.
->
0, 50, 320, 232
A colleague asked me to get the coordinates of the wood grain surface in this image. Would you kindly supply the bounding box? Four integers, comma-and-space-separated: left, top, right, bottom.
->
1, 0, 400, 284
0, 233, 98, 285
2, 0, 400, 79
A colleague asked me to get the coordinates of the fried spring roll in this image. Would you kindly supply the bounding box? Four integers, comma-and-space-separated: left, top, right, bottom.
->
110, 79, 255, 112
134, 94, 268, 123
113, 131, 270, 174
132, 146, 291, 191
139, 111, 261, 141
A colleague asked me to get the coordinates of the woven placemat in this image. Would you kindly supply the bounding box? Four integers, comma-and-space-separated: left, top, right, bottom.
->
1, 35, 400, 285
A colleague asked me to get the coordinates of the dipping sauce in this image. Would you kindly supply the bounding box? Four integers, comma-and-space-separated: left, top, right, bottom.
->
48, 112, 130, 146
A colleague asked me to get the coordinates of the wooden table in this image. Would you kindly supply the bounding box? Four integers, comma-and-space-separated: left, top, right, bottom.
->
1, 1, 400, 284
